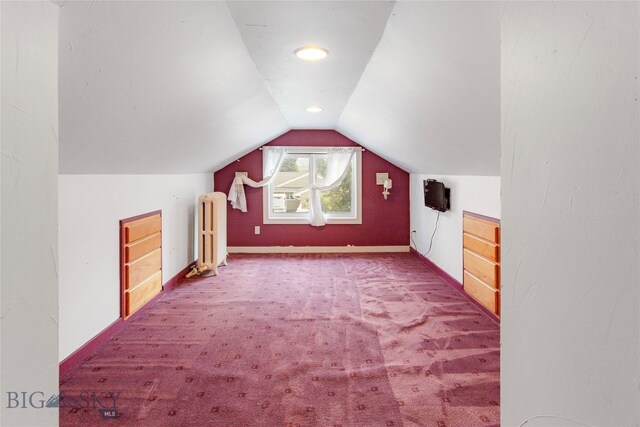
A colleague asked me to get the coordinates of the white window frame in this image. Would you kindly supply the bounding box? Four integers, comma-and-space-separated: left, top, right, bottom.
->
263, 147, 362, 225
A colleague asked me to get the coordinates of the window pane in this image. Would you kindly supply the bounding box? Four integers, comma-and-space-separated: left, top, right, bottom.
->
265, 147, 360, 223
315, 156, 327, 186
320, 164, 352, 213
272, 155, 309, 214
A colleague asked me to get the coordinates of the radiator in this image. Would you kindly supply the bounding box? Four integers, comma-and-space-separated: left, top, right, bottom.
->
198, 192, 227, 275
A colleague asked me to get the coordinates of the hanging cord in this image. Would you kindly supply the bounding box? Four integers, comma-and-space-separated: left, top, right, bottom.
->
425, 211, 441, 254
410, 230, 418, 251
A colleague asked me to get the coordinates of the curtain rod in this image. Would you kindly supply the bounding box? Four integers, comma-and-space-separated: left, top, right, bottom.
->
258, 146, 365, 151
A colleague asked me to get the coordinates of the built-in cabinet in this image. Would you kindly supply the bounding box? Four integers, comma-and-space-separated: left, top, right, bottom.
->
120, 211, 163, 319
463, 211, 500, 317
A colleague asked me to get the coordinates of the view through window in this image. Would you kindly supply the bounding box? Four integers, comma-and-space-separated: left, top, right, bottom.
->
264, 148, 361, 224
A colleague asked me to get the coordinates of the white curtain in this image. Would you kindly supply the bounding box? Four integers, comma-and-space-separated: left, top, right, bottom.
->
309, 148, 355, 226
227, 147, 286, 212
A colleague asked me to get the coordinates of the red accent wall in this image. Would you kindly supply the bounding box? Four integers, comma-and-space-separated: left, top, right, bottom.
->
214, 130, 409, 247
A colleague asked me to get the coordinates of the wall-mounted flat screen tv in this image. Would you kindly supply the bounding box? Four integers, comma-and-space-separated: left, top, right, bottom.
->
424, 179, 450, 212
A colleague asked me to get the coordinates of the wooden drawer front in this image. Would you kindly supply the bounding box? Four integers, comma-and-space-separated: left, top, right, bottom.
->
463, 249, 500, 288
463, 232, 499, 262
125, 215, 162, 243
125, 249, 161, 290
464, 271, 499, 315
126, 232, 161, 263
126, 271, 162, 316
463, 216, 499, 243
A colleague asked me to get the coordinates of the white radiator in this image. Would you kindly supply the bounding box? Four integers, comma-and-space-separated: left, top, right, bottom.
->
197, 192, 227, 275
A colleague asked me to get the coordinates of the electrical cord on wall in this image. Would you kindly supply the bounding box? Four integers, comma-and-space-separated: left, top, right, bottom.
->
425, 211, 441, 255
410, 230, 417, 251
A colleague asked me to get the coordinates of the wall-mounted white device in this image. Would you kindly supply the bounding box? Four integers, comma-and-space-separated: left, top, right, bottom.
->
377, 173, 393, 199
382, 178, 393, 200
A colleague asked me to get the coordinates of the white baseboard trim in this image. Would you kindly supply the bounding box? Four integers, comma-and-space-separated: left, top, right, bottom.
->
228, 245, 410, 254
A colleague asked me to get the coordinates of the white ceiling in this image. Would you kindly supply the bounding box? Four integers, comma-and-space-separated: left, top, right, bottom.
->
338, 1, 501, 175
59, 1, 500, 176
226, 1, 394, 129
59, 1, 288, 174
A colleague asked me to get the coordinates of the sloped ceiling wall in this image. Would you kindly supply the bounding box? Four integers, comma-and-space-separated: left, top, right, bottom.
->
337, 1, 501, 175
59, 1, 500, 176
226, 1, 394, 129
59, 1, 288, 174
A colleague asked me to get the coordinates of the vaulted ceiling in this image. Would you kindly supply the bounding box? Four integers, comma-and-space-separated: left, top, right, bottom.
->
226, 1, 394, 129
59, 1, 500, 175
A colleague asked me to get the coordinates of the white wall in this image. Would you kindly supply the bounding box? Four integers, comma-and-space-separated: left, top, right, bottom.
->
501, 2, 639, 426
58, 174, 212, 361
410, 174, 500, 282
1, 2, 59, 425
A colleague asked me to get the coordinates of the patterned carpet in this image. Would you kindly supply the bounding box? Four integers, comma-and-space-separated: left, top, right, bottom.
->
60, 253, 500, 426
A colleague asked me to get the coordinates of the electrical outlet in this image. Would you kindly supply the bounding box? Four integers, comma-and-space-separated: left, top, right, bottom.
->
254, 226, 260, 235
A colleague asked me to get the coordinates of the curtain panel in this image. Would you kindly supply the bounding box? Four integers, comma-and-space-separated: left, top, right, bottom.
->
227, 147, 286, 212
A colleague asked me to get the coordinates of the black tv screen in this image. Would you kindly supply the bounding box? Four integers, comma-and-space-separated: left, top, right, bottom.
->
424, 180, 450, 212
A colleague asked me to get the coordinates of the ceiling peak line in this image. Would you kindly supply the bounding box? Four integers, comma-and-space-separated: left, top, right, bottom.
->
226, 1, 395, 129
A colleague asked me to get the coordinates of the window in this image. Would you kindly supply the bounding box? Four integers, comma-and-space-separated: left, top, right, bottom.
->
263, 147, 362, 224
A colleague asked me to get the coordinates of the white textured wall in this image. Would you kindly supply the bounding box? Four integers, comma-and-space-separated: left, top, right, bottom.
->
501, 2, 639, 426
58, 174, 212, 361
1, 2, 59, 425
410, 174, 500, 282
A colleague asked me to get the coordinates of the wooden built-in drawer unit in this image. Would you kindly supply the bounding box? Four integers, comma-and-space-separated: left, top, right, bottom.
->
463, 212, 501, 317
464, 271, 499, 314
126, 271, 162, 316
463, 233, 499, 262
463, 249, 500, 288
120, 211, 162, 319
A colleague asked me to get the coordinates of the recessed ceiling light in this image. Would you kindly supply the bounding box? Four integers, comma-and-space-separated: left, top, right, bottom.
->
294, 46, 328, 61
306, 106, 323, 113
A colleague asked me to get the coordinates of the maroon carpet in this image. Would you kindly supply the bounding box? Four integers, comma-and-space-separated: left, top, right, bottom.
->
60, 253, 499, 426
